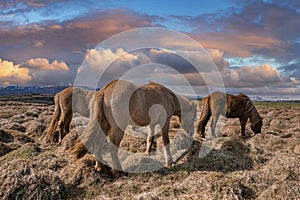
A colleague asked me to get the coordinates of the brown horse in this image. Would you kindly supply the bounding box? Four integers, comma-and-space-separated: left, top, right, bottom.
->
72, 80, 196, 175
197, 91, 262, 138
46, 87, 95, 144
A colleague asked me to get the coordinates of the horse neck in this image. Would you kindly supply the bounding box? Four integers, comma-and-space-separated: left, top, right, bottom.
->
85, 91, 95, 101
173, 94, 188, 118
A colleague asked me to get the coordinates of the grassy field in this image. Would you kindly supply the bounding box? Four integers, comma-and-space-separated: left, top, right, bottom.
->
197, 99, 300, 109
0, 95, 299, 199
253, 101, 300, 109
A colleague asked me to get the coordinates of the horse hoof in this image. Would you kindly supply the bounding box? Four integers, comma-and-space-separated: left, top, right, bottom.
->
144, 151, 156, 156
241, 134, 250, 139
169, 162, 176, 167
95, 164, 111, 174
110, 169, 128, 177
165, 161, 174, 168
95, 166, 103, 173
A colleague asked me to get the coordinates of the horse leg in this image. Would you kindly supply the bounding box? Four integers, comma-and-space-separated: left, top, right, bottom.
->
95, 124, 112, 173
109, 127, 125, 176
239, 117, 248, 137
57, 108, 71, 145
160, 119, 172, 167
145, 124, 155, 155
210, 115, 219, 138
197, 97, 211, 138
57, 115, 65, 145
94, 133, 109, 173
197, 112, 211, 138
63, 110, 72, 134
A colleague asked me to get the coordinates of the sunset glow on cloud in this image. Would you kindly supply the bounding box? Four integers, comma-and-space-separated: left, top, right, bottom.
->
0, 0, 299, 96
0, 58, 32, 85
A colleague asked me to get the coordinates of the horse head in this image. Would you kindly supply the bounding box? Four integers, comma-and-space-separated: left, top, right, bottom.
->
251, 117, 263, 134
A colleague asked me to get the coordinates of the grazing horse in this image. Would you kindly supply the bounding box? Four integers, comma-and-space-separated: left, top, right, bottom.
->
197, 91, 263, 138
72, 80, 196, 175
46, 87, 95, 144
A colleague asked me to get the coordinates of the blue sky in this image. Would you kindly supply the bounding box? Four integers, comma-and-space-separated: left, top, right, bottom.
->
0, 0, 235, 26
0, 0, 300, 96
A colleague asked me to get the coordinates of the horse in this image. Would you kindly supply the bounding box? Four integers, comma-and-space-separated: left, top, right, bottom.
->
197, 91, 263, 138
72, 80, 196, 175
46, 87, 95, 144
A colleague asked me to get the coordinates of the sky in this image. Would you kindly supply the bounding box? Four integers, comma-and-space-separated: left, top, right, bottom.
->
0, 0, 300, 96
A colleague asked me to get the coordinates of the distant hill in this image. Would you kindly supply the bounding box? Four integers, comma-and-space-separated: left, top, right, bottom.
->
0, 86, 68, 95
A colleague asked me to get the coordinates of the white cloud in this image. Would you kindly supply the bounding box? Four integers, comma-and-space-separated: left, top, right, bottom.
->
22, 58, 69, 71
0, 58, 32, 85
0, 57, 73, 86
224, 64, 284, 87
76, 48, 148, 87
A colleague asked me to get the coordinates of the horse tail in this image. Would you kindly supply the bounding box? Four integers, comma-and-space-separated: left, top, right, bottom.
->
197, 96, 211, 138
46, 94, 61, 142
72, 92, 106, 159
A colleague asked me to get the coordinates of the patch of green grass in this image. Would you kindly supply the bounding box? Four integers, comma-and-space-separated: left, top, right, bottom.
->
80, 187, 102, 199
270, 139, 286, 149
253, 101, 300, 109
271, 128, 283, 133
0, 147, 32, 165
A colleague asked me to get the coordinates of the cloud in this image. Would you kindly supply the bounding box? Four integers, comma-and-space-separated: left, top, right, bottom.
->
1, 47, 299, 96
0, 0, 61, 8
0, 57, 74, 86
1, 4, 299, 90
0, 9, 156, 64
0, 58, 32, 85
224, 64, 284, 87
22, 58, 69, 71
33, 40, 44, 48
278, 59, 300, 80
175, 1, 300, 61
77, 47, 235, 88
76, 48, 150, 87
22, 58, 74, 86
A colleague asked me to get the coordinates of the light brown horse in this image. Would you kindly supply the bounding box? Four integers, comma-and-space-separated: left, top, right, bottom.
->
46, 87, 95, 144
72, 80, 196, 175
197, 91, 262, 138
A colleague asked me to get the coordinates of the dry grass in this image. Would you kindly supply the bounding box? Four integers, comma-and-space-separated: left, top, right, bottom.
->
0, 95, 299, 199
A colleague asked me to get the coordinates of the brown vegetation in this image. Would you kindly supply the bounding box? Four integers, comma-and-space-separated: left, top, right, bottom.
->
0, 94, 299, 199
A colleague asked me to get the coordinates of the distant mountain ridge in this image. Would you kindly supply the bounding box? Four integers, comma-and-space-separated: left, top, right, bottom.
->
0, 86, 299, 101
0, 86, 68, 95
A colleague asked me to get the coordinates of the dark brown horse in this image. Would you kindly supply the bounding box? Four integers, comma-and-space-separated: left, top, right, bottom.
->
72, 80, 196, 175
197, 91, 262, 138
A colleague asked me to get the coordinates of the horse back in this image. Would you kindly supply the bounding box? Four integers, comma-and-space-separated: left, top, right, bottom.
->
225, 93, 247, 118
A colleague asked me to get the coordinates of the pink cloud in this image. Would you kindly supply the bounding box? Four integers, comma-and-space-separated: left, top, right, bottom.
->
224, 64, 286, 87
22, 58, 69, 71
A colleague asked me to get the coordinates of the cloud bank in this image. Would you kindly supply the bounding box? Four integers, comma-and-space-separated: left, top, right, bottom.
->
0, 57, 73, 86
0, 1, 300, 96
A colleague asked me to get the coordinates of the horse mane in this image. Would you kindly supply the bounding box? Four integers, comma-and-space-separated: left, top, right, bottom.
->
101, 80, 119, 91
238, 93, 250, 101
147, 81, 157, 84
147, 81, 164, 88
240, 94, 261, 124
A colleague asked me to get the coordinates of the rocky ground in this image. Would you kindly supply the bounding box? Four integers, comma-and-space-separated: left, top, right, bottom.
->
0, 95, 299, 200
